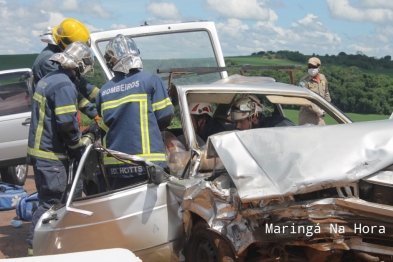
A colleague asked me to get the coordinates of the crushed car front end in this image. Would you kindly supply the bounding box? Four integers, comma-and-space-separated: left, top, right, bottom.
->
169, 119, 393, 261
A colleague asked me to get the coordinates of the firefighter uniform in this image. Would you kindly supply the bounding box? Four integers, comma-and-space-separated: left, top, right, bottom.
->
32, 44, 100, 119
298, 73, 331, 125
96, 71, 173, 188
27, 68, 84, 249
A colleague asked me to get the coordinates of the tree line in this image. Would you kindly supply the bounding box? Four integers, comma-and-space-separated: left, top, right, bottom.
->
1, 50, 392, 115
247, 51, 393, 115
252, 50, 393, 70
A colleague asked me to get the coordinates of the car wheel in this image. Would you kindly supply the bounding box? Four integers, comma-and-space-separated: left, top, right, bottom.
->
0, 164, 28, 186
186, 221, 236, 262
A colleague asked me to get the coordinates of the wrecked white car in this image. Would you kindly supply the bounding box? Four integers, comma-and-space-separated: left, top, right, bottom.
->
33, 21, 393, 262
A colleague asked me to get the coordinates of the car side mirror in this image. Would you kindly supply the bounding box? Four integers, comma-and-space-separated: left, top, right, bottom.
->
148, 165, 165, 185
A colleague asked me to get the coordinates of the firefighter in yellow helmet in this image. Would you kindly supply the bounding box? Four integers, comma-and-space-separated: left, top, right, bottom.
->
52, 18, 91, 50
27, 41, 94, 256
31, 18, 100, 124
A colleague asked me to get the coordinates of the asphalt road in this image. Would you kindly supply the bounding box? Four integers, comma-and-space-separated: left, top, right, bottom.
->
0, 166, 36, 259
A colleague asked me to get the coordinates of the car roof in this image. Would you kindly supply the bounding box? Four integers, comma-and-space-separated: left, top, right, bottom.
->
177, 74, 314, 105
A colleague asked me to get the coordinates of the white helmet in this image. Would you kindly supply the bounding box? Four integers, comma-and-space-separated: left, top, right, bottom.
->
231, 95, 263, 121
104, 34, 143, 73
40, 27, 57, 45
49, 41, 94, 76
189, 102, 213, 117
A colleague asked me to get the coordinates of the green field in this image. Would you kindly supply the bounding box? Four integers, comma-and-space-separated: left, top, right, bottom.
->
225, 56, 300, 66
2, 53, 390, 126
227, 55, 393, 78
82, 109, 391, 127
0, 54, 38, 71
283, 109, 390, 125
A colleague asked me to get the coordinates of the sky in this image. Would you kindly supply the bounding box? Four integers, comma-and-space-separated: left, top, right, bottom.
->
1, 0, 393, 59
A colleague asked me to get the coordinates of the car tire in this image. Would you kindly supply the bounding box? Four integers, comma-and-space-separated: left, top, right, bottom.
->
185, 220, 236, 262
0, 164, 28, 186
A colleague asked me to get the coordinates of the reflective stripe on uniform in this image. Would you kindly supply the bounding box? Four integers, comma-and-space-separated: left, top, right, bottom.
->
54, 105, 77, 115
100, 121, 109, 133
101, 93, 150, 154
33, 92, 46, 149
78, 98, 89, 109
27, 147, 68, 161
103, 153, 166, 165
152, 97, 172, 111
140, 99, 149, 154
88, 87, 100, 102
100, 93, 147, 112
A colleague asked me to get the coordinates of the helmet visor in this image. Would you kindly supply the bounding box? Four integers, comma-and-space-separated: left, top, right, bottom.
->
235, 102, 253, 111
106, 35, 140, 61
105, 34, 142, 73
230, 110, 250, 121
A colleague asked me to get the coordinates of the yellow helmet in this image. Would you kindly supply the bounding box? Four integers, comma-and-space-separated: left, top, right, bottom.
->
52, 18, 91, 50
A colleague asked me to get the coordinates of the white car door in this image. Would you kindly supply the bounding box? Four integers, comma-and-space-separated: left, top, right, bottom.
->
0, 69, 32, 165
34, 146, 184, 261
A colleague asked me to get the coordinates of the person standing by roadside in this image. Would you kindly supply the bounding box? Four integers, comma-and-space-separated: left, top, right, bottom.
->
298, 57, 331, 125
96, 34, 173, 189
26, 41, 94, 256
31, 18, 100, 123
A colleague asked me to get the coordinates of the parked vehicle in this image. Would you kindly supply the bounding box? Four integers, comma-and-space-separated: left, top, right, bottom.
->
0, 68, 32, 185
33, 21, 393, 262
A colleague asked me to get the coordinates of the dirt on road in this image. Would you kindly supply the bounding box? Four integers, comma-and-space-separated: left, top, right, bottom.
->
0, 166, 36, 259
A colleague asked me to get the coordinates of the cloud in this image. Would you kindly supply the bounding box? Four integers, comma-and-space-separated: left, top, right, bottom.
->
204, 0, 271, 21
110, 24, 128, 30
146, 2, 181, 20
359, 0, 393, 9
217, 13, 342, 57
79, 0, 112, 19
0, 4, 48, 54
60, 0, 79, 11
326, 0, 393, 23
0, 0, 105, 54
343, 25, 393, 57
31, 0, 112, 19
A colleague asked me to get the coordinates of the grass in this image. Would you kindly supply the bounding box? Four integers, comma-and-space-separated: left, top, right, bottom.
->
283, 109, 390, 125
225, 55, 300, 66
0, 54, 38, 71
83, 109, 391, 129
76, 54, 390, 127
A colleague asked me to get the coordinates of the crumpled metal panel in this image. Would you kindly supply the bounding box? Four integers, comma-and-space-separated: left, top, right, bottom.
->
208, 120, 393, 202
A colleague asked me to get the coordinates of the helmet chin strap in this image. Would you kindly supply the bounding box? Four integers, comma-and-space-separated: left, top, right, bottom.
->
74, 67, 81, 79
196, 119, 204, 134
249, 114, 259, 130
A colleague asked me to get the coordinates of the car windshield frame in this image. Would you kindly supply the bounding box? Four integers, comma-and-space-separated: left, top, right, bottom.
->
90, 22, 227, 88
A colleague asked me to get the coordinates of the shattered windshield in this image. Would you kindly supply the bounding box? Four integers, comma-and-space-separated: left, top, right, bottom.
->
97, 30, 222, 87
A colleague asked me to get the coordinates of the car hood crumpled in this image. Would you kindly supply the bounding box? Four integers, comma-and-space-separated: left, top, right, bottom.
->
207, 119, 393, 202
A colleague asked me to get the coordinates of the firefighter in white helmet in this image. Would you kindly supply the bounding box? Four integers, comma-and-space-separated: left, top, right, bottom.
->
188, 102, 226, 142
96, 34, 173, 190
27, 41, 94, 256
231, 95, 295, 130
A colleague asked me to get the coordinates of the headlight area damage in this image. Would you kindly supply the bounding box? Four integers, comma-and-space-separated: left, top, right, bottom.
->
169, 120, 393, 261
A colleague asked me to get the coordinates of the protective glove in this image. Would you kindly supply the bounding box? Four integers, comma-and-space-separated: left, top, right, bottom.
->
316, 109, 325, 117
68, 144, 86, 162
93, 114, 101, 125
